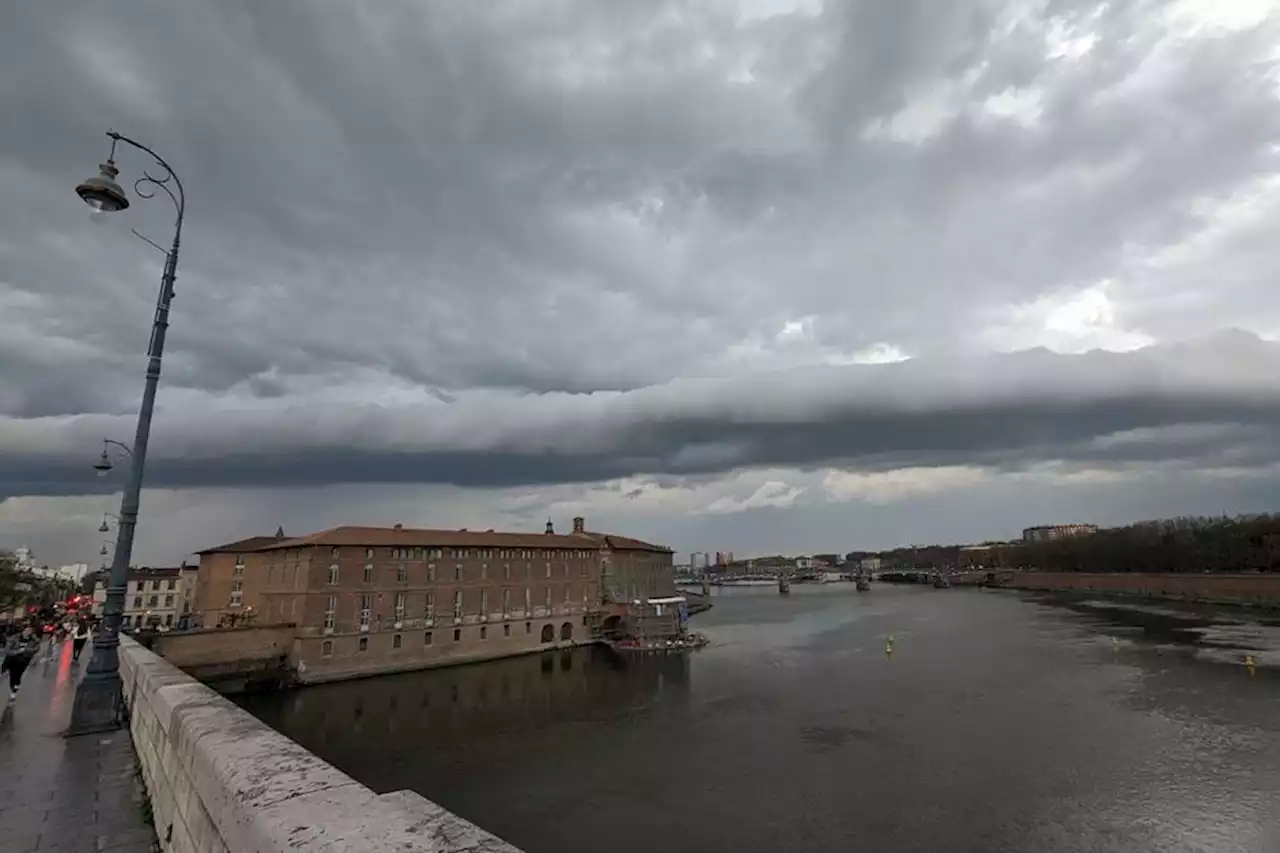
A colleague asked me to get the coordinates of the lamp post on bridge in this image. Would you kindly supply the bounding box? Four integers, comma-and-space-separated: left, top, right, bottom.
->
68, 130, 186, 736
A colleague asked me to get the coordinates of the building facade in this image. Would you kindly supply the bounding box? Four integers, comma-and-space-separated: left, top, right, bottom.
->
93, 566, 193, 630
192, 530, 288, 627
191, 517, 677, 684
1022, 524, 1099, 543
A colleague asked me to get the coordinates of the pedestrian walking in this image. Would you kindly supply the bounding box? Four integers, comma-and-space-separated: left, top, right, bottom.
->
72, 620, 91, 663
2, 623, 42, 701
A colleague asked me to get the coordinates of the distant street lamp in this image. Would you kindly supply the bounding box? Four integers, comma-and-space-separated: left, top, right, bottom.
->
69, 130, 186, 736
93, 439, 133, 477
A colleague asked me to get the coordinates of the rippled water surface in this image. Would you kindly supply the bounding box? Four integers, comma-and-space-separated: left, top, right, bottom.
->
240, 586, 1280, 853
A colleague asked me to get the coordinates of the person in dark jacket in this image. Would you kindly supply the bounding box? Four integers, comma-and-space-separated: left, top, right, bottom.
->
71, 620, 91, 663
2, 624, 41, 700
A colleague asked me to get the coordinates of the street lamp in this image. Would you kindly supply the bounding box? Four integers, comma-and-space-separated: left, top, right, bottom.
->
69, 130, 186, 736
93, 439, 133, 477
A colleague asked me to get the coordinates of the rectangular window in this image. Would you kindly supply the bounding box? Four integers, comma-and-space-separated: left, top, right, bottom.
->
453, 628, 461, 642
544, 587, 552, 611
324, 596, 336, 631
332, 547, 341, 559
167, 579, 176, 590
480, 589, 488, 619
581, 561, 588, 578
504, 623, 511, 637
365, 547, 374, 559
359, 594, 372, 630
358, 636, 368, 652
363, 564, 373, 583
564, 585, 571, 606
480, 563, 488, 580
427, 563, 437, 581
424, 631, 433, 646
394, 592, 406, 624
425, 592, 435, 625
321, 640, 333, 658
545, 562, 552, 579
453, 590, 463, 622
503, 563, 511, 580
327, 563, 339, 585
502, 588, 511, 615
480, 626, 487, 640
133, 596, 142, 608
397, 564, 407, 583
454, 564, 462, 581
526, 621, 532, 634
164, 595, 174, 607
148, 595, 159, 607
524, 588, 531, 616
234, 557, 245, 577
393, 633, 402, 650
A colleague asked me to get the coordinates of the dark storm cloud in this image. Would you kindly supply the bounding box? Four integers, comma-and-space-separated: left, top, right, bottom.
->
4, 333, 1280, 498
2, 0, 1280, 417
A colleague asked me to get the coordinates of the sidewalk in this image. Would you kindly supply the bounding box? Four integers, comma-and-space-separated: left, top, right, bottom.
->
0, 639, 158, 853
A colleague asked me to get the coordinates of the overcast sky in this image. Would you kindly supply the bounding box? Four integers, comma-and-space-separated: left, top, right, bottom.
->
4, 0, 1280, 568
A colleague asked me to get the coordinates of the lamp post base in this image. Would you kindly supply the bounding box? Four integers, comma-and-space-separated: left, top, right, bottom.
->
66, 674, 124, 737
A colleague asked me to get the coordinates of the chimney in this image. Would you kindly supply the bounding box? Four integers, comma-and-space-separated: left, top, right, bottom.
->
545, 518, 555, 535
572, 516, 585, 534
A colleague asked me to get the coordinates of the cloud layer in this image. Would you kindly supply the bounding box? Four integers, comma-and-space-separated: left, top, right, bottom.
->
4, 0, 1280, 563
4, 331, 1280, 498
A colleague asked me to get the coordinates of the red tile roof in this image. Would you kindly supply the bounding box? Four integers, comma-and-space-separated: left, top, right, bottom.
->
196, 535, 288, 555
250, 525, 672, 554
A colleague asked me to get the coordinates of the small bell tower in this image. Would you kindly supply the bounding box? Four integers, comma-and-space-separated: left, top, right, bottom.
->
545, 518, 555, 535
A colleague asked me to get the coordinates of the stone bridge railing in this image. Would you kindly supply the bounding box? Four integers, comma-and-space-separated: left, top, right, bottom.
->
119, 635, 523, 853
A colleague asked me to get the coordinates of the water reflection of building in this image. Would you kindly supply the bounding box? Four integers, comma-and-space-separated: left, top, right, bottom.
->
245, 647, 691, 773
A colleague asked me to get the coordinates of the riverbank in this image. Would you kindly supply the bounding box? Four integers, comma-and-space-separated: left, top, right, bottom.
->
991, 570, 1280, 609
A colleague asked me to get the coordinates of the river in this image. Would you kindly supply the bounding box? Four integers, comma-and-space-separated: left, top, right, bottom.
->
239, 585, 1280, 852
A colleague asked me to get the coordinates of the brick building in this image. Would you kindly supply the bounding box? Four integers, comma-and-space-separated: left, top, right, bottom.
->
192, 528, 288, 627
191, 517, 677, 683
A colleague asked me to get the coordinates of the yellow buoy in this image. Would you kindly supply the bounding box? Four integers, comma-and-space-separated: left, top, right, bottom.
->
885, 634, 895, 655
1245, 654, 1256, 675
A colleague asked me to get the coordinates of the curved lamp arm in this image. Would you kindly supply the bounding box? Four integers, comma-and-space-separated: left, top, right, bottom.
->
103, 438, 134, 459
106, 131, 185, 226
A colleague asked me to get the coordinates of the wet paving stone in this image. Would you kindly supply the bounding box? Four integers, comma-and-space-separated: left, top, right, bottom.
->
0, 642, 158, 852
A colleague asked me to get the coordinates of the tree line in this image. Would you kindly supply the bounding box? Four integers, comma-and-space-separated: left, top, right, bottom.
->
846, 514, 1280, 574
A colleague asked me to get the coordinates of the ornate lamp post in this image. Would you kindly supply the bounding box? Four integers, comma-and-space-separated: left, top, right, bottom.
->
68, 130, 185, 735
93, 439, 133, 477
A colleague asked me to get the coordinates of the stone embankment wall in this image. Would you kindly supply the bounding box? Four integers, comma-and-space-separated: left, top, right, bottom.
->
997, 571, 1280, 605
119, 636, 524, 853
151, 624, 296, 693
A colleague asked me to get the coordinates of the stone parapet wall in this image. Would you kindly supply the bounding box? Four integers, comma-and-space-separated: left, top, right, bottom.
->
1001, 571, 1280, 605
118, 635, 524, 853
